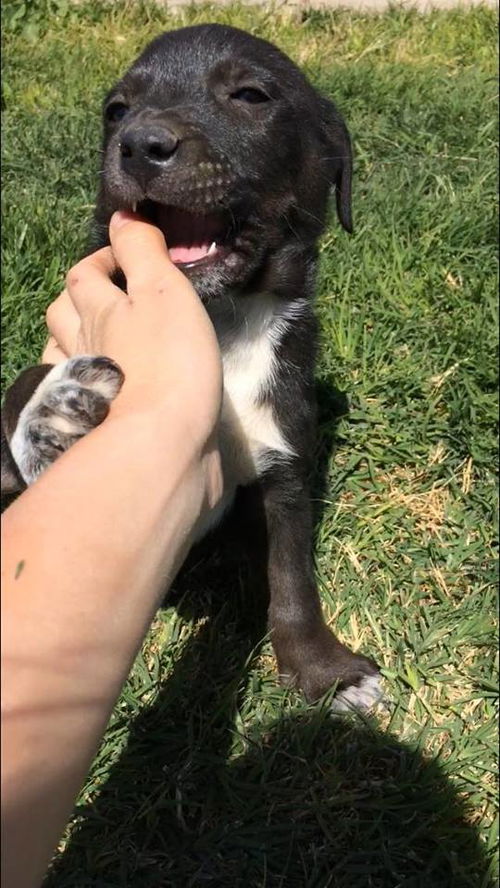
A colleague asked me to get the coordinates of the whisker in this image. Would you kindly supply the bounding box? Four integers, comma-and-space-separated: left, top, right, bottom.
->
294, 205, 323, 226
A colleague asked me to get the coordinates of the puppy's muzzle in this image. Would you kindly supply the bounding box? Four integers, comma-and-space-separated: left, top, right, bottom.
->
115, 115, 236, 214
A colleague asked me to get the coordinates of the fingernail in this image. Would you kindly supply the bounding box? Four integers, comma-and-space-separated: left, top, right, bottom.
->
110, 210, 134, 231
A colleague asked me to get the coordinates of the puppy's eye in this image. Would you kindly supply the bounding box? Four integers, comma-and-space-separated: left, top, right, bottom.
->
105, 102, 129, 123
230, 87, 270, 104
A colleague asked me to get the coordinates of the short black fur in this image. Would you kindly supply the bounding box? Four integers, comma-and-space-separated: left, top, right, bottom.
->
1, 24, 379, 704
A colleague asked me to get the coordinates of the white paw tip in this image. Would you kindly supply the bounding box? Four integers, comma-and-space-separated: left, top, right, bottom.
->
331, 673, 384, 715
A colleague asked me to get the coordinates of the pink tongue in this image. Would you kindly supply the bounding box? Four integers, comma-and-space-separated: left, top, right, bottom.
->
169, 244, 210, 265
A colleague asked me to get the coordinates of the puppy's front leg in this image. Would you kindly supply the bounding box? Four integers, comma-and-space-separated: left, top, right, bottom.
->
1, 365, 55, 497
1, 357, 124, 496
262, 470, 382, 711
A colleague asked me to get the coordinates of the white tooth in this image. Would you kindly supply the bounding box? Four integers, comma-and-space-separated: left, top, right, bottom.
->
208, 241, 217, 255
132, 201, 137, 212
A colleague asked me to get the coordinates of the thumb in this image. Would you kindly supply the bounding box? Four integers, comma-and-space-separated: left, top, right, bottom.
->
109, 211, 186, 294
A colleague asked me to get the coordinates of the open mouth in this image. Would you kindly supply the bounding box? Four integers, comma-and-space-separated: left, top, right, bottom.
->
136, 200, 231, 269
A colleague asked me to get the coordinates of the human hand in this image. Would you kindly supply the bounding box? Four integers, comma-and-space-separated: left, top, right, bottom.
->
43, 211, 223, 447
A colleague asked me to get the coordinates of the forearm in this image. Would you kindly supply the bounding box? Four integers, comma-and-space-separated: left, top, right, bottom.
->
1, 408, 220, 888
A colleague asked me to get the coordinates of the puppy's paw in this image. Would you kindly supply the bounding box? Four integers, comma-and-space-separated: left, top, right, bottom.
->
275, 626, 383, 714
330, 672, 384, 715
10, 356, 124, 484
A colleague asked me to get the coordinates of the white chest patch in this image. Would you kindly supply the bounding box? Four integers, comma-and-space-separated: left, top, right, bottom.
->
197, 293, 304, 534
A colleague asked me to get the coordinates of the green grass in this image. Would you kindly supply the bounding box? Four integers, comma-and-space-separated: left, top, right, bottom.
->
2, 2, 498, 885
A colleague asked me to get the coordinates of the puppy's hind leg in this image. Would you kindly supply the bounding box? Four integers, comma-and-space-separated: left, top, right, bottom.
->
258, 468, 383, 712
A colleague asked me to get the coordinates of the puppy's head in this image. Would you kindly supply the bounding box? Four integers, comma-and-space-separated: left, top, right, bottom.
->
96, 24, 352, 300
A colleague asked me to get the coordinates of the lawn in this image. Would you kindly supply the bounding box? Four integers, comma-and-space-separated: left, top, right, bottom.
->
2, 1, 498, 886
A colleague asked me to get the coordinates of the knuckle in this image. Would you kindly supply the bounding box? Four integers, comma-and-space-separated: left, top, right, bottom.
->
66, 254, 93, 288
65, 265, 82, 289
45, 301, 56, 326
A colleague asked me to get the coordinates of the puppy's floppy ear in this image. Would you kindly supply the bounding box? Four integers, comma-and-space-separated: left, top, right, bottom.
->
319, 97, 353, 234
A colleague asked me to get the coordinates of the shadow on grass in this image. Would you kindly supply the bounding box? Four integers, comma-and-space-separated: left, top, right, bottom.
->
43, 384, 493, 887
45, 556, 493, 888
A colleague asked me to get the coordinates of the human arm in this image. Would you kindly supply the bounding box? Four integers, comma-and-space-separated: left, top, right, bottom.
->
1, 213, 223, 888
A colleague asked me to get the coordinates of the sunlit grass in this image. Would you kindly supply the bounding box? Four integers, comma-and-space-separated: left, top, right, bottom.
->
2, 3, 498, 885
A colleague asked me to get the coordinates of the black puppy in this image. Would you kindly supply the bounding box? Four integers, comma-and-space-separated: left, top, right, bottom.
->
1, 24, 381, 710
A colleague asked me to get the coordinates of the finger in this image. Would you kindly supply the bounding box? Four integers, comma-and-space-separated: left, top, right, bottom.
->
45, 289, 80, 356
42, 337, 68, 365
65, 246, 126, 316
109, 211, 185, 294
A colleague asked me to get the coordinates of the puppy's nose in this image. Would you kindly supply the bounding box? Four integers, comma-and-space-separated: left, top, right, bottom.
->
120, 125, 179, 184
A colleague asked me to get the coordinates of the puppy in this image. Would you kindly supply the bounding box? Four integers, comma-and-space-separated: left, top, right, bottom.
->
1, 24, 381, 710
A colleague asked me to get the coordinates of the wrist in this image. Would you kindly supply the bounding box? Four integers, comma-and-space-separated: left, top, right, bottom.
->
109, 384, 219, 456
94, 404, 224, 536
